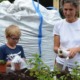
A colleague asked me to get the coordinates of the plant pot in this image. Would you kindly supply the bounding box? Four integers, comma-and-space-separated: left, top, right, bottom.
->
0, 64, 6, 73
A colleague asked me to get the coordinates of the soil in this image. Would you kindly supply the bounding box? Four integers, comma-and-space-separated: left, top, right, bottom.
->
0, 68, 37, 80
56, 71, 73, 80
0, 68, 73, 80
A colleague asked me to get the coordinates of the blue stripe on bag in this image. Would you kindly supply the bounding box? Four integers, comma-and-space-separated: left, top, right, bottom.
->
32, 0, 43, 57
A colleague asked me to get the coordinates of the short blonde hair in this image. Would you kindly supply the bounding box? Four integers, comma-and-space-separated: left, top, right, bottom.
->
5, 25, 21, 37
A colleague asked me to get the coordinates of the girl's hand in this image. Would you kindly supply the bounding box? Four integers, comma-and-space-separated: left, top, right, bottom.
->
67, 47, 79, 58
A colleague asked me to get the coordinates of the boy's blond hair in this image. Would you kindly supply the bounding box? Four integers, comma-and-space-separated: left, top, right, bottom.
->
5, 25, 21, 37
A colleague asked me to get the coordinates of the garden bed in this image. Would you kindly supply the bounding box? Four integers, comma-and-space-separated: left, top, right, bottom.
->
0, 70, 76, 80
0, 69, 37, 80
0, 54, 80, 80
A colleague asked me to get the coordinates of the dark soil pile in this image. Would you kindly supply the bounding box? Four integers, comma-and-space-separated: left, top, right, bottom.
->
0, 69, 37, 80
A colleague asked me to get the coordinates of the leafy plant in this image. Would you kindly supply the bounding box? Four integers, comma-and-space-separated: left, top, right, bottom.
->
56, 62, 80, 80
69, 62, 80, 80
27, 54, 77, 80
0, 60, 6, 64
0, 54, 80, 80
0, 0, 8, 2
28, 54, 54, 80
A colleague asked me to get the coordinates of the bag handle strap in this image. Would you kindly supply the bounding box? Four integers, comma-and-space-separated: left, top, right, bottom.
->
32, 0, 43, 57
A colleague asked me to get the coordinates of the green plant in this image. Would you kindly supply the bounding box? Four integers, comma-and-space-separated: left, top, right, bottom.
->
56, 62, 80, 80
0, 0, 8, 2
69, 62, 80, 80
28, 54, 80, 80
28, 54, 54, 80
0, 60, 6, 64
27, 54, 74, 80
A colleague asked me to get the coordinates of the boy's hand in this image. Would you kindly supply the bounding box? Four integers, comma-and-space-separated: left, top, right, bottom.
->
6, 61, 11, 67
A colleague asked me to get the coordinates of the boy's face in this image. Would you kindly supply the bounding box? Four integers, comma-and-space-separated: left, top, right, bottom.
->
7, 35, 20, 46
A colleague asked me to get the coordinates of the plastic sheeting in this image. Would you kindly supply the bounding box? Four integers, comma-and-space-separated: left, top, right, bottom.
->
0, 0, 61, 70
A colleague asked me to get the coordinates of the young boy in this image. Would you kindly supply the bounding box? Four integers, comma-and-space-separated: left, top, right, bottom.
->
0, 25, 26, 71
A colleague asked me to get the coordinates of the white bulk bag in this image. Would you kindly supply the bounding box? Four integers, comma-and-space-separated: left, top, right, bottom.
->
0, 0, 61, 70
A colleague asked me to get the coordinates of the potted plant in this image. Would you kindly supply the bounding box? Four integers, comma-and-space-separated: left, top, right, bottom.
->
0, 60, 6, 73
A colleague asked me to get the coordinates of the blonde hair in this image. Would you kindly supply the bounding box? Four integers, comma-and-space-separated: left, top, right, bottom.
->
5, 25, 21, 37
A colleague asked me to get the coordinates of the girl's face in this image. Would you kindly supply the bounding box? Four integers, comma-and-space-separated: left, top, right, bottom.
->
63, 3, 78, 22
